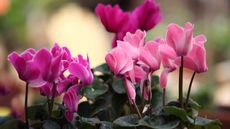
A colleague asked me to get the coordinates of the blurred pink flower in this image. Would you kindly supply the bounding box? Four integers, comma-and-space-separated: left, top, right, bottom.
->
95, 0, 162, 47
131, 0, 162, 31
95, 4, 129, 33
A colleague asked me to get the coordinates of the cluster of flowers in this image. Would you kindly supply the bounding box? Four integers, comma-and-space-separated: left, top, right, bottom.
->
95, 0, 162, 47
105, 22, 208, 105
8, 43, 93, 122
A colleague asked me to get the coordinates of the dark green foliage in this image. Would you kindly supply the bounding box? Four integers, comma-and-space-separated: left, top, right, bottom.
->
0, 63, 221, 129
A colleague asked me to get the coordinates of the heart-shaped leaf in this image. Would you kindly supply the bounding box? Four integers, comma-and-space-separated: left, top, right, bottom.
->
139, 115, 180, 129
113, 114, 140, 128
0, 119, 26, 129
82, 78, 109, 100
112, 78, 126, 94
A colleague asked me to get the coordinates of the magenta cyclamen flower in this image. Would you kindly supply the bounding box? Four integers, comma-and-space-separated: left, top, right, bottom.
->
131, 0, 162, 31
95, 4, 129, 33
8, 48, 44, 87
63, 86, 80, 122
68, 55, 94, 86
95, 0, 162, 47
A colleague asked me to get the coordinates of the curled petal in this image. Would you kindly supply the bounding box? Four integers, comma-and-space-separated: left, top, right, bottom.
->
124, 78, 136, 104
68, 62, 93, 85
63, 87, 80, 122
34, 49, 52, 81
160, 68, 173, 89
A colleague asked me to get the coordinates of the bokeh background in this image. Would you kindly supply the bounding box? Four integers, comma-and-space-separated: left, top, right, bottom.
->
0, 0, 230, 128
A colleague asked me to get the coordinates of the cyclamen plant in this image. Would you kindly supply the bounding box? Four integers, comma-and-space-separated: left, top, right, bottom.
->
0, 0, 221, 129
5, 43, 93, 129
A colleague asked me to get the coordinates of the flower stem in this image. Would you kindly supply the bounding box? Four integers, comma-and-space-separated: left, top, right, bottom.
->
186, 72, 196, 106
25, 82, 29, 129
163, 88, 166, 107
48, 82, 56, 118
132, 100, 142, 119
179, 56, 184, 108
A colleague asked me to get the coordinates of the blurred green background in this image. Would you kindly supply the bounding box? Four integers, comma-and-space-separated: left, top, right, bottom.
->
0, 0, 230, 126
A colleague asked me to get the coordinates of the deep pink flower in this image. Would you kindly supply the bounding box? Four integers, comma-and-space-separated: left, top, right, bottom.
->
105, 46, 133, 76
131, 0, 162, 31
96, 0, 162, 47
34, 48, 62, 83
166, 22, 194, 56
95, 4, 129, 33
63, 86, 80, 122
68, 55, 93, 86
8, 49, 44, 87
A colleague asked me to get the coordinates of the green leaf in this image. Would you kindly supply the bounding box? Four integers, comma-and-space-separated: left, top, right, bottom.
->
192, 117, 221, 129
94, 63, 111, 74
0, 119, 26, 129
42, 120, 61, 129
113, 114, 140, 128
83, 78, 109, 100
112, 78, 126, 94
100, 121, 112, 129
75, 117, 101, 129
139, 115, 180, 129
163, 106, 193, 123
27, 105, 48, 120
186, 98, 201, 110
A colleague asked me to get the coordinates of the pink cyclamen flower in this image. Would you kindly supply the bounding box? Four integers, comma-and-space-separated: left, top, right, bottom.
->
139, 39, 162, 71
175, 35, 208, 73
159, 23, 208, 88
8, 48, 44, 87
166, 22, 194, 56
95, 4, 129, 33
63, 86, 80, 122
117, 30, 146, 60
68, 55, 93, 86
105, 46, 133, 76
